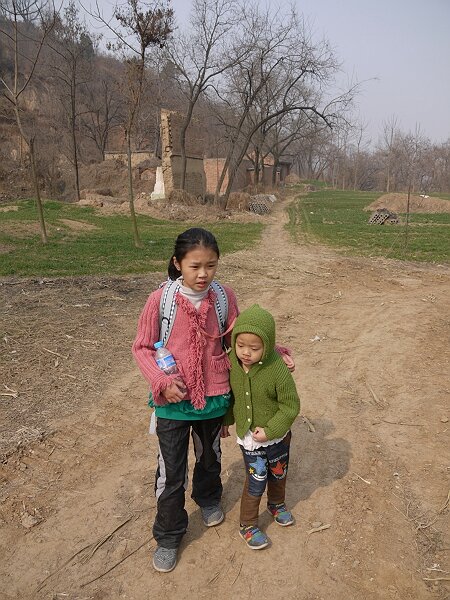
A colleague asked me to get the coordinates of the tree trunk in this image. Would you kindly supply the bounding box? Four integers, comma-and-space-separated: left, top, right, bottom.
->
404, 183, 411, 248
353, 156, 359, 191
14, 103, 47, 244
180, 103, 195, 191
223, 159, 239, 205
154, 112, 161, 157
214, 108, 250, 204
214, 153, 232, 205
71, 74, 81, 202
254, 147, 260, 187
223, 138, 255, 203
126, 130, 143, 248
29, 136, 48, 244
71, 116, 81, 201
271, 158, 279, 187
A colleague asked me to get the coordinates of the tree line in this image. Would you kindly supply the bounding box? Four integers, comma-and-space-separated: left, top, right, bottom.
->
1, 0, 448, 245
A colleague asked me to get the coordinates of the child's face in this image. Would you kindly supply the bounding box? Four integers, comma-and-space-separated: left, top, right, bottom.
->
235, 333, 264, 367
174, 245, 218, 292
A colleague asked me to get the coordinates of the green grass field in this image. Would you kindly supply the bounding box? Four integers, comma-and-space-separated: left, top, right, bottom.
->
0, 200, 263, 276
286, 188, 450, 264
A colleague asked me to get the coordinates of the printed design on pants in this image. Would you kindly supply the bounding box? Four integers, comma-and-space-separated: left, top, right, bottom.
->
248, 456, 268, 481
269, 459, 287, 480
241, 439, 291, 497
242, 450, 268, 496
269, 448, 288, 480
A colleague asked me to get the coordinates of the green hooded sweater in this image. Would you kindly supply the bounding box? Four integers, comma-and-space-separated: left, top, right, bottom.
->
223, 304, 300, 440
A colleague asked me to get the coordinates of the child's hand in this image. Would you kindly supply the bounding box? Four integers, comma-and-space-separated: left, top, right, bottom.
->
252, 427, 268, 442
220, 425, 230, 438
282, 353, 295, 372
162, 379, 186, 403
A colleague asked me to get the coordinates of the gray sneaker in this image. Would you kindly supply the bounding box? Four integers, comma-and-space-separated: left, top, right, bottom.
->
153, 546, 177, 572
201, 505, 224, 527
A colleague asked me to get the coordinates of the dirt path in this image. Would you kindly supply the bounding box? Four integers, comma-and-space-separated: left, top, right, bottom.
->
1, 197, 449, 600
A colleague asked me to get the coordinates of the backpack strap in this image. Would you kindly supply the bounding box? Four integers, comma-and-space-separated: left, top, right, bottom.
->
159, 279, 180, 346
159, 279, 229, 347
210, 280, 228, 334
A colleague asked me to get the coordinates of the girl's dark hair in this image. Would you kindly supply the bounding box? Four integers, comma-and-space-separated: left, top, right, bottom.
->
168, 228, 220, 280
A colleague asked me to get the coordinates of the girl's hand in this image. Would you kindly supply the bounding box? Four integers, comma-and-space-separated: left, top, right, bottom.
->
220, 425, 230, 438
282, 353, 295, 372
162, 379, 186, 403
252, 427, 268, 442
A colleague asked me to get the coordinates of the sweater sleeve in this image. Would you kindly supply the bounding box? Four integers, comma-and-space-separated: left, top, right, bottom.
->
131, 290, 176, 405
264, 363, 300, 440
222, 392, 236, 426
275, 344, 292, 357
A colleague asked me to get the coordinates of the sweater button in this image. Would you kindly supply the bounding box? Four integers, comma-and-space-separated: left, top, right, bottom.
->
247, 418, 251, 422
247, 405, 250, 409
245, 392, 249, 395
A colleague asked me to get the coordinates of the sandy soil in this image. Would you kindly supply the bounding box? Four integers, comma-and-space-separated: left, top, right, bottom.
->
366, 193, 450, 214
0, 196, 449, 600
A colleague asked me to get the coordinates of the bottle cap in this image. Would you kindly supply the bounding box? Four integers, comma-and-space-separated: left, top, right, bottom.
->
154, 341, 163, 349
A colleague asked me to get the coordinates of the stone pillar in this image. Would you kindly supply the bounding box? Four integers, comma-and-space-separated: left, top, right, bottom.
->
151, 166, 165, 200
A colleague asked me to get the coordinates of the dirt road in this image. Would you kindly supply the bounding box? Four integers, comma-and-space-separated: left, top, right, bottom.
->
1, 197, 449, 599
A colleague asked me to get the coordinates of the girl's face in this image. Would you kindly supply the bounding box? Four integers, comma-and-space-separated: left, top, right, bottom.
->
174, 245, 219, 292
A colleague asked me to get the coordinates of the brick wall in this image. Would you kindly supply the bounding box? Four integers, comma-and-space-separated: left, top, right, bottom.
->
204, 158, 229, 194
204, 158, 252, 194
161, 109, 206, 197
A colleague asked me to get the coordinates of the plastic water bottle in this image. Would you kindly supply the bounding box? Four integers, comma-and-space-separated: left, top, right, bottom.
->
154, 341, 178, 375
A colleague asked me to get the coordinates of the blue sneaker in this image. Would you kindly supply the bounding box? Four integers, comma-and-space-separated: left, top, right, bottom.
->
267, 503, 294, 526
239, 525, 269, 550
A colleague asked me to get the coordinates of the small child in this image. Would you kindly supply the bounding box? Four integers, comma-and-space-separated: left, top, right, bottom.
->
222, 304, 300, 549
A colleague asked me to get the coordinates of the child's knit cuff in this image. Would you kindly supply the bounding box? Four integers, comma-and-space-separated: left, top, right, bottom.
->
151, 371, 182, 405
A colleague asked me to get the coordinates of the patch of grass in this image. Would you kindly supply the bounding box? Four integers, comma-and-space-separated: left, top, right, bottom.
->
286, 189, 450, 264
430, 192, 450, 201
0, 199, 263, 276
300, 179, 329, 189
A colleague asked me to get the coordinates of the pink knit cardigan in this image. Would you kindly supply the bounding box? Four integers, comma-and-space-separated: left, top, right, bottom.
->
132, 283, 239, 410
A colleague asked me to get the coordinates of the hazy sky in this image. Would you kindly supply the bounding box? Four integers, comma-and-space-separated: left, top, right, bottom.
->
92, 0, 450, 146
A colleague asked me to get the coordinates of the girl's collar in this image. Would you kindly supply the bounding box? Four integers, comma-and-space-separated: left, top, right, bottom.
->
177, 277, 210, 299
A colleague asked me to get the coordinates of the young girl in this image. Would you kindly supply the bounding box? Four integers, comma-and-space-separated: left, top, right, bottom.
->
132, 228, 239, 573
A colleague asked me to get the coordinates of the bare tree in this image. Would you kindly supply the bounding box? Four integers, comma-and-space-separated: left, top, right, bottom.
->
1, 0, 42, 22
165, 0, 239, 190
289, 124, 332, 181
380, 115, 399, 193
93, 0, 173, 248
47, 0, 95, 201
80, 60, 123, 160
0, 0, 56, 243
429, 140, 450, 192
254, 103, 321, 187
397, 125, 428, 247
213, 3, 347, 204
351, 119, 369, 190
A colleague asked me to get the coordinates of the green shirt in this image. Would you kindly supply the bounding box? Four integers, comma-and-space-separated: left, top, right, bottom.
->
149, 392, 231, 421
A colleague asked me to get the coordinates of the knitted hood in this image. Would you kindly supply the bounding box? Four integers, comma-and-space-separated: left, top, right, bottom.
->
231, 304, 275, 362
